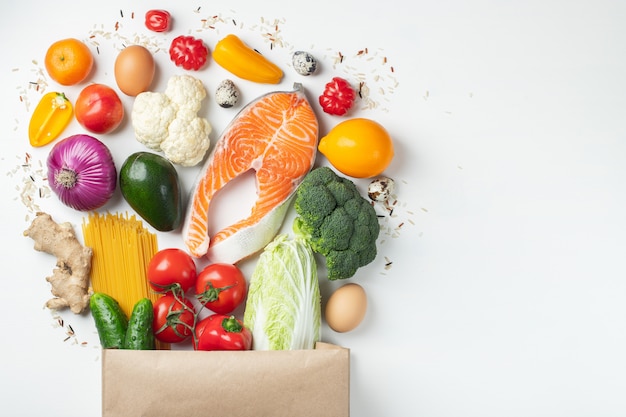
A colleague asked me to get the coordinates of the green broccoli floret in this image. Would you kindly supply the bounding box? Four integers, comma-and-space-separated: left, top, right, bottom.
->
293, 166, 380, 280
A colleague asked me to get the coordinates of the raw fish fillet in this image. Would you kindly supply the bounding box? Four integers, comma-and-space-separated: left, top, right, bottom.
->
182, 84, 318, 263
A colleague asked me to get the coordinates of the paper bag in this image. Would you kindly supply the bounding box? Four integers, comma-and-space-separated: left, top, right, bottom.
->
102, 342, 350, 417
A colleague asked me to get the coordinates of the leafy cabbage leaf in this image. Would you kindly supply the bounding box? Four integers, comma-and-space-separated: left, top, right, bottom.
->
243, 234, 321, 350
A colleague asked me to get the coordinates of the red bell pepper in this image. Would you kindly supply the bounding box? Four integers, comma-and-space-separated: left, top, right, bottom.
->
195, 314, 252, 351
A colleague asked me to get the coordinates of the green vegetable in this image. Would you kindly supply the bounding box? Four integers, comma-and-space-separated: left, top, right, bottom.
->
90, 292, 128, 349
123, 298, 155, 350
119, 151, 183, 232
293, 166, 380, 280
243, 234, 321, 350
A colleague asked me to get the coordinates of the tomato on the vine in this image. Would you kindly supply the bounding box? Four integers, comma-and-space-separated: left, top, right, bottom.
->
195, 314, 252, 351
75, 83, 124, 134
152, 294, 196, 343
195, 263, 247, 314
147, 248, 197, 294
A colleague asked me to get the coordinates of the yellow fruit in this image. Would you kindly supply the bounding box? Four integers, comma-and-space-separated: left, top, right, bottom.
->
318, 118, 394, 178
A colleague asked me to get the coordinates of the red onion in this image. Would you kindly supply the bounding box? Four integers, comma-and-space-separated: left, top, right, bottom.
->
47, 134, 117, 211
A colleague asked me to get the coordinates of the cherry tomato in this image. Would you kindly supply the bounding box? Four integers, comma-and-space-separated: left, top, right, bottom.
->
195, 263, 247, 314
195, 314, 252, 351
147, 248, 197, 294
74, 83, 124, 134
145, 9, 171, 32
152, 294, 196, 343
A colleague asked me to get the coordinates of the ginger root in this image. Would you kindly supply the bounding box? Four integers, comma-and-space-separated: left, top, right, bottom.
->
24, 212, 93, 314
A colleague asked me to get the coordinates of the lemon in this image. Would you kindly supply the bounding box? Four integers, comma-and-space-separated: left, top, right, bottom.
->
318, 118, 394, 178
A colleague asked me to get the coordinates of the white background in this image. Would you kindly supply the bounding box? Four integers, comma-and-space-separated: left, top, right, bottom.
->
1, 0, 626, 416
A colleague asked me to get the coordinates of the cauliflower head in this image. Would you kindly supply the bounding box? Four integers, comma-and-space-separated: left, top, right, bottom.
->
131, 74, 212, 166
164, 75, 206, 113
132, 92, 177, 150
161, 109, 212, 167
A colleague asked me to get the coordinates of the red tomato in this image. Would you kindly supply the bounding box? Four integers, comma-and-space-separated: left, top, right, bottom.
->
195, 263, 247, 314
152, 294, 196, 343
75, 83, 124, 134
145, 9, 171, 32
195, 314, 252, 351
147, 248, 197, 294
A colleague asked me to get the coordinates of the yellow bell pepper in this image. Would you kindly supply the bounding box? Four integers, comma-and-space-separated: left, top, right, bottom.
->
212, 34, 283, 84
28, 92, 73, 147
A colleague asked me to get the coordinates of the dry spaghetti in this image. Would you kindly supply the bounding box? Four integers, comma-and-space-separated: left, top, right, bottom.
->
82, 211, 159, 319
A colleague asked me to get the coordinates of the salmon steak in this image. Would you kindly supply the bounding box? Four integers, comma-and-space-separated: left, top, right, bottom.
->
182, 83, 319, 263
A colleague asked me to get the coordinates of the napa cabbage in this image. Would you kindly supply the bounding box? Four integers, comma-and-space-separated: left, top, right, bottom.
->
243, 234, 321, 350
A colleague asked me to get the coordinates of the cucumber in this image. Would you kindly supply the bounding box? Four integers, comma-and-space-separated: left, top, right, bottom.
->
90, 292, 128, 349
119, 151, 183, 232
123, 298, 155, 350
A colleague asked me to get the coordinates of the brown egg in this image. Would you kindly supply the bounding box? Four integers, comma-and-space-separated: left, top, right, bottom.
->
114, 45, 155, 96
325, 283, 367, 333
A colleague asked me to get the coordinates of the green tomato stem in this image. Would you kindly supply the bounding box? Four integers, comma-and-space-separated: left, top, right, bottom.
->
198, 282, 234, 304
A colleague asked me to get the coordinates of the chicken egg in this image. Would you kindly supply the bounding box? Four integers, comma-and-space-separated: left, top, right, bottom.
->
325, 283, 367, 333
114, 45, 155, 97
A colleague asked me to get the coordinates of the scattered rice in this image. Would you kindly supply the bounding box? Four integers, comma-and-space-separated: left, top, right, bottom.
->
49, 308, 85, 346
86, 21, 167, 53
7, 153, 51, 222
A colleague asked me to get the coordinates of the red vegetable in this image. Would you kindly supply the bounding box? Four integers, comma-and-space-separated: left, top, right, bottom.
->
153, 294, 196, 344
47, 134, 117, 211
145, 9, 171, 32
169, 35, 209, 71
195, 314, 252, 351
147, 248, 197, 295
319, 77, 355, 116
195, 263, 247, 314
75, 83, 124, 134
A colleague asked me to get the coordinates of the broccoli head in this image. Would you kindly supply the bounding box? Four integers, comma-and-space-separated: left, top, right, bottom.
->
293, 166, 380, 280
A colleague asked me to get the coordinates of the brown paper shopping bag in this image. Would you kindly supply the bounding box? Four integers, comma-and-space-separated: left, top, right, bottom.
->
102, 342, 349, 417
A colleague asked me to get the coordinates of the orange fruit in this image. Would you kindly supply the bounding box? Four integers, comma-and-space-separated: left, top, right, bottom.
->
318, 118, 394, 178
44, 38, 94, 86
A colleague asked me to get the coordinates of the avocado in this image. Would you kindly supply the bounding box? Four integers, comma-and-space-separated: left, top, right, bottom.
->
119, 152, 183, 231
